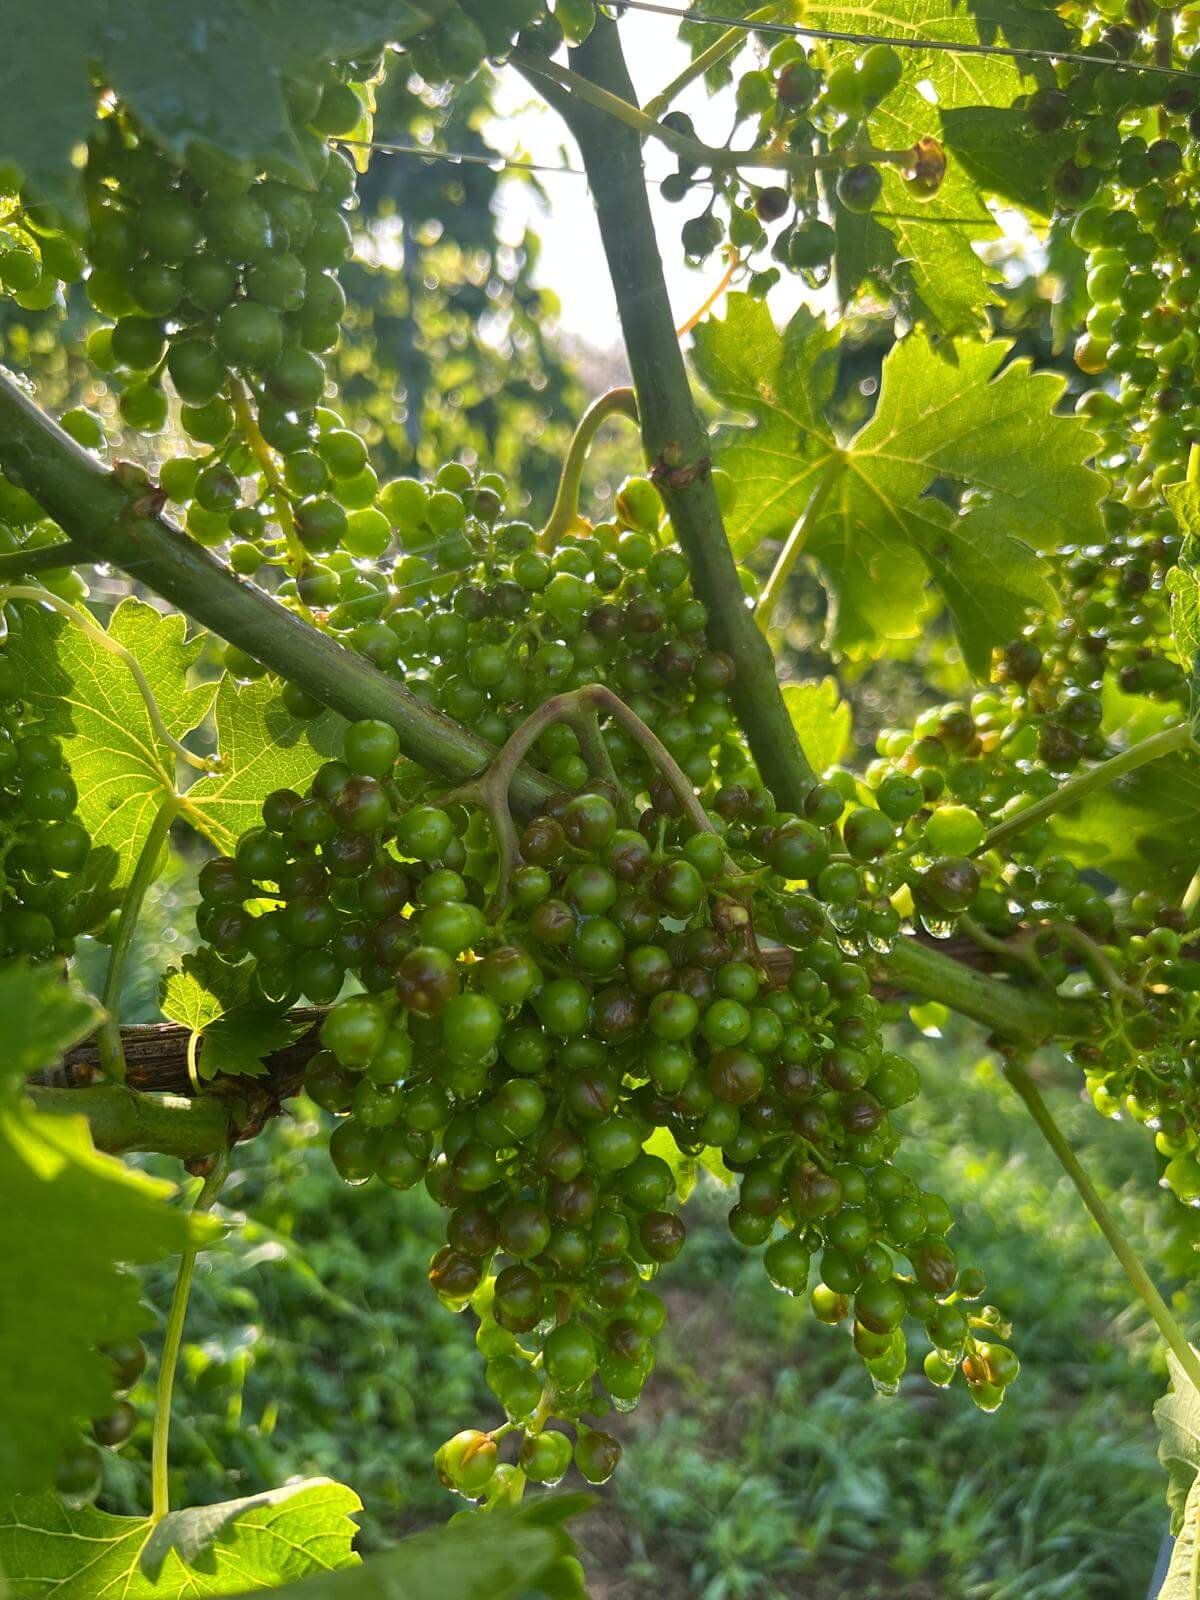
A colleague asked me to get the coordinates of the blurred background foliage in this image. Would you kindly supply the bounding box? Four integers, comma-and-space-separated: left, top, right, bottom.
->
19, 56, 1185, 1600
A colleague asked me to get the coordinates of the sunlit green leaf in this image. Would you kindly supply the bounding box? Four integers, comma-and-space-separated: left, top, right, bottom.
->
695, 296, 1100, 670
0, 1479, 360, 1596
5, 598, 213, 888
182, 678, 342, 855
0, 0, 451, 212
781, 679, 852, 773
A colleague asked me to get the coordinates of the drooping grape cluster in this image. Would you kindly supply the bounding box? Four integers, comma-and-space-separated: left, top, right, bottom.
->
828, 675, 1200, 1205
194, 680, 1013, 1500
77, 83, 368, 580
0, 643, 113, 961
645, 32, 941, 293
53, 1340, 147, 1510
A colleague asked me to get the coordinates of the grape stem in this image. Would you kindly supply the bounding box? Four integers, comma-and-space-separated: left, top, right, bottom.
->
151, 1152, 229, 1522
676, 246, 745, 338
754, 455, 845, 629
451, 681, 755, 940
1003, 1057, 1200, 1396
513, 49, 919, 177
0, 584, 217, 774
644, 3, 781, 119
97, 794, 179, 1083
960, 912, 1140, 1004
227, 376, 310, 589
0, 539, 88, 579
538, 387, 639, 552
979, 722, 1195, 856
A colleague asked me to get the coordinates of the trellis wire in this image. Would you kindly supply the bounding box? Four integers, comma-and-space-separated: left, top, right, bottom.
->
614, 0, 1197, 79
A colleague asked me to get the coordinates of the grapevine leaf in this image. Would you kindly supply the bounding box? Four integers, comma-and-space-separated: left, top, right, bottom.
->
781, 679, 852, 773
0, 966, 217, 1498
159, 949, 255, 1037
0, 1479, 360, 1597
643, 1125, 697, 1204
201, 1009, 310, 1083
1156, 1350, 1200, 1535
0, 960, 99, 1097
695, 296, 1100, 668
1165, 482, 1200, 715
696, 1147, 735, 1187
221, 1493, 592, 1600
0, 0, 451, 212
182, 678, 343, 856
691, 297, 839, 560
1159, 1474, 1200, 1600
159, 952, 306, 1081
5, 598, 213, 889
832, 162, 1000, 337
908, 500, 1059, 678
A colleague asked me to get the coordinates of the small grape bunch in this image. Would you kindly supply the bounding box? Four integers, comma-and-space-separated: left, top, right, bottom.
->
54, 1338, 148, 1509
0, 643, 114, 961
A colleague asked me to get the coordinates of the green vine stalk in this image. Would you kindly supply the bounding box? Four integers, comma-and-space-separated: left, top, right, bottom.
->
1005, 1058, 1200, 1395
0, 372, 557, 813
152, 1154, 229, 1521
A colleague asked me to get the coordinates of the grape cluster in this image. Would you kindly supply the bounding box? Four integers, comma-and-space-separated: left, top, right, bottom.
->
53, 1339, 147, 1509
77, 81, 369, 581
194, 677, 1012, 1499
0, 643, 112, 961
283, 467, 744, 799
839, 675, 1200, 1203
651, 34, 940, 293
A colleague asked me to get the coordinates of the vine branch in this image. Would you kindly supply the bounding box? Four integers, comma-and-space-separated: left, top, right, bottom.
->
980, 722, 1194, 856
0, 371, 558, 813
538, 386, 639, 552
521, 21, 818, 805
644, 3, 780, 119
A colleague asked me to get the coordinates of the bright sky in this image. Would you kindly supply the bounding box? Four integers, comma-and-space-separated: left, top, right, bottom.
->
487, 11, 809, 347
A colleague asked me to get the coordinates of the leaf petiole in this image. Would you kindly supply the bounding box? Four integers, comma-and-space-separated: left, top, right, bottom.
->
152, 1152, 229, 1522
97, 794, 180, 1083
980, 722, 1195, 856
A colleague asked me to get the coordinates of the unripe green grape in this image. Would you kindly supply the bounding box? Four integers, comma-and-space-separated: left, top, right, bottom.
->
574, 1428, 621, 1484
59, 407, 106, 450
329, 1117, 378, 1184
323, 993, 390, 1068
119, 380, 168, 433
269, 346, 327, 407
216, 301, 284, 369
439, 1428, 498, 1496
520, 1428, 573, 1483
